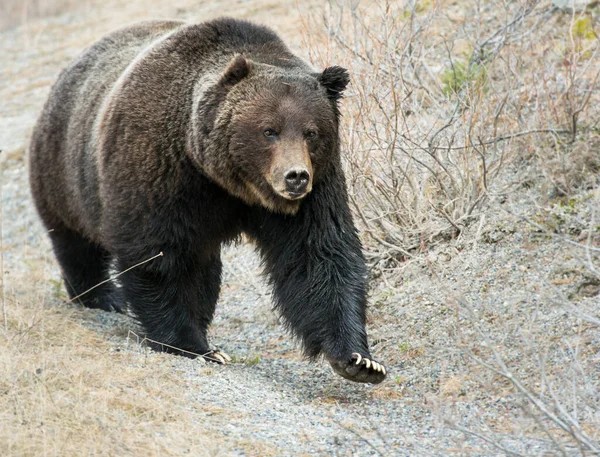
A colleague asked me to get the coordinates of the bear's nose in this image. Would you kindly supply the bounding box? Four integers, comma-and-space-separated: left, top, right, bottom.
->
284, 168, 310, 195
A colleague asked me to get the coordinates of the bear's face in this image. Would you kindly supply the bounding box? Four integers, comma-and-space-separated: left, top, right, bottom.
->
227, 84, 339, 214
208, 56, 349, 215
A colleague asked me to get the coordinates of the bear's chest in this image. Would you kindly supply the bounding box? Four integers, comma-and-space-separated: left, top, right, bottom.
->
171, 177, 248, 245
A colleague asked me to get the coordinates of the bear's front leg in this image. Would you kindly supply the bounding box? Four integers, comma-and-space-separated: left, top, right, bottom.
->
116, 250, 228, 363
249, 174, 387, 384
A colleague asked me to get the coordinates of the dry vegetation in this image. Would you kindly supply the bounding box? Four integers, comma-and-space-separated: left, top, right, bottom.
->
1, 0, 600, 456
304, 0, 599, 263
0, 298, 226, 456
304, 0, 600, 454
0, 0, 84, 30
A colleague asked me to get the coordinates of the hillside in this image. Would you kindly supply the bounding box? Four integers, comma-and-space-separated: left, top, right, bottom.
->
1, 1, 599, 456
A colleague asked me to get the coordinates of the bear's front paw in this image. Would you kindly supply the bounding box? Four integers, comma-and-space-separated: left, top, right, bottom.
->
202, 349, 232, 365
329, 352, 387, 384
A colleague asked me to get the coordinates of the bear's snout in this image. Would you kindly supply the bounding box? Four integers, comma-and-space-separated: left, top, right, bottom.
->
284, 167, 310, 198
267, 140, 314, 202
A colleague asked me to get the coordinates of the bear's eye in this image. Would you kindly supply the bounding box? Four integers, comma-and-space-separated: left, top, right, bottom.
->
305, 130, 318, 140
264, 128, 277, 138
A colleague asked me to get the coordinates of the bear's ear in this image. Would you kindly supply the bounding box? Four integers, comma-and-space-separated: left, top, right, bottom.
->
220, 55, 252, 89
317, 66, 350, 101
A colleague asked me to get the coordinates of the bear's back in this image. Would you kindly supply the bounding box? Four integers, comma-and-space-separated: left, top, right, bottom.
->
30, 18, 309, 243
184, 18, 302, 68
29, 20, 187, 236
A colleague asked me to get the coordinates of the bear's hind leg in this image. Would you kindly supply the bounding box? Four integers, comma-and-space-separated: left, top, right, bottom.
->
117, 252, 224, 361
49, 226, 123, 312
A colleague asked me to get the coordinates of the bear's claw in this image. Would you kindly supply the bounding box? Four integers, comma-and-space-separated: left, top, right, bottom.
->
351, 352, 386, 375
203, 350, 232, 364
329, 352, 387, 384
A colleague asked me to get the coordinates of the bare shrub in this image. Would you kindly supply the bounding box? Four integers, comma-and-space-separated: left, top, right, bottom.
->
303, 1, 600, 454
303, 0, 600, 264
420, 192, 600, 455
446, 272, 600, 455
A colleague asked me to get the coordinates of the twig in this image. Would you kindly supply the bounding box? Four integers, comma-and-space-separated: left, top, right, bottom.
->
432, 128, 570, 151
448, 421, 526, 457
67, 252, 164, 304
126, 330, 226, 363
471, 0, 544, 66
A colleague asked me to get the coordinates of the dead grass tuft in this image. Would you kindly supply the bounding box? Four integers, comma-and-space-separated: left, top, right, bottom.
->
0, 294, 232, 456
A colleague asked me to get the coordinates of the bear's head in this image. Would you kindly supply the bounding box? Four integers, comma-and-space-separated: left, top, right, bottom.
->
196, 55, 349, 215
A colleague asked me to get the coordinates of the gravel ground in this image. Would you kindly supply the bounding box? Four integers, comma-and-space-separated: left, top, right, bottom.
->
1, 2, 599, 456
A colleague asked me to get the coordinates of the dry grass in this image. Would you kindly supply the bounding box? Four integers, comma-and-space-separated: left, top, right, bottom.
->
0, 0, 88, 30
303, 0, 600, 265
0, 284, 237, 456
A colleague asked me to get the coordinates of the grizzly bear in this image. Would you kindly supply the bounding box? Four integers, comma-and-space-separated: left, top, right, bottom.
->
29, 18, 386, 383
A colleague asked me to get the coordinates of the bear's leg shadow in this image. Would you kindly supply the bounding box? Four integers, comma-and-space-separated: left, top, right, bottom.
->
117, 251, 226, 361
49, 225, 123, 312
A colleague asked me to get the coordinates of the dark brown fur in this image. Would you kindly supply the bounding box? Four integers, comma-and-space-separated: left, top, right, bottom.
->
29, 18, 386, 383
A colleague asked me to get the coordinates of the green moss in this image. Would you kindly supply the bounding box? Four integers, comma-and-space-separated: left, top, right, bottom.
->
245, 355, 261, 367
394, 375, 406, 385
403, 0, 432, 18
414, 0, 432, 13
556, 196, 579, 214
441, 59, 487, 98
48, 278, 67, 300
572, 17, 596, 40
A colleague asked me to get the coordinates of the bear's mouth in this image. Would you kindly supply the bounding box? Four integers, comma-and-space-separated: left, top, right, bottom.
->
280, 190, 309, 200
269, 188, 306, 213
242, 179, 305, 215
269, 178, 312, 202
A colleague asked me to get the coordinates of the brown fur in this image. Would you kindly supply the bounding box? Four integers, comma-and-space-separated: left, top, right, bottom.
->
29, 18, 386, 384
